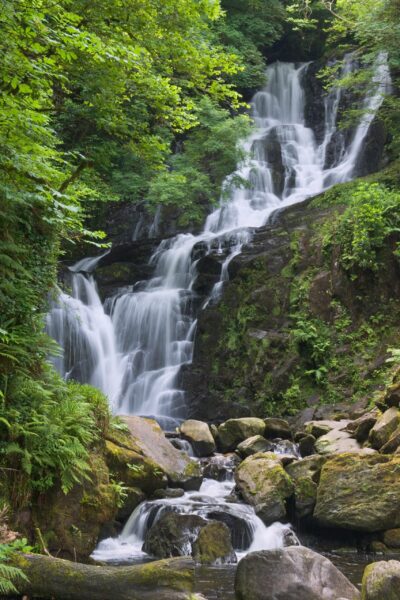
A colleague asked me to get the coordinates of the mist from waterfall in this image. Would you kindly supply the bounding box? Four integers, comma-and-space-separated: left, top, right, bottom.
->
47, 55, 391, 426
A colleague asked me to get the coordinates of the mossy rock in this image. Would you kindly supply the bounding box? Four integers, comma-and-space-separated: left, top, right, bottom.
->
361, 560, 400, 600
314, 453, 400, 532
192, 521, 236, 565
105, 440, 167, 493
383, 529, 400, 549
235, 452, 294, 525
218, 418, 266, 452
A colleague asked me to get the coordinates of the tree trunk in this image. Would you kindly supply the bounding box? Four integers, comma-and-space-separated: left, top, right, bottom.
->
11, 553, 196, 600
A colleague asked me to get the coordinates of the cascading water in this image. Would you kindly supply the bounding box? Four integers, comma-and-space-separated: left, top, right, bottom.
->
92, 446, 300, 564
47, 55, 391, 426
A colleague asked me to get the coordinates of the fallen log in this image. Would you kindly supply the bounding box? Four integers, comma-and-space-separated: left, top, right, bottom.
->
11, 553, 197, 600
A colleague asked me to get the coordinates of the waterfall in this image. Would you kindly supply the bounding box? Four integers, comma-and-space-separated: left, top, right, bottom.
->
47, 57, 391, 426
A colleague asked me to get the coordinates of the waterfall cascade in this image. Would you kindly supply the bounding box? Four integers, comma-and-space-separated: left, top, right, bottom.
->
47, 55, 391, 427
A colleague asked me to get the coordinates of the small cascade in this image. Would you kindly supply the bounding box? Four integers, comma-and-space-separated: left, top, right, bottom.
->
47, 56, 391, 426
92, 454, 299, 564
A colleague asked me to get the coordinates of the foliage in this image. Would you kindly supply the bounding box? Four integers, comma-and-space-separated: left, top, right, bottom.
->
146, 98, 251, 224
322, 182, 400, 271
0, 373, 110, 504
0, 538, 31, 595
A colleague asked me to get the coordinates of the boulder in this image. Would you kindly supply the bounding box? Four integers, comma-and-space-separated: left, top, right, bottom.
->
235, 547, 360, 600
285, 455, 326, 519
143, 513, 207, 558
121, 416, 202, 490
264, 418, 292, 440
305, 420, 336, 439
383, 529, 400, 549
234, 452, 294, 525
179, 420, 216, 457
192, 521, 237, 565
236, 435, 273, 458
368, 408, 400, 450
218, 418, 266, 452
314, 453, 400, 531
384, 381, 400, 408
361, 560, 400, 600
202, 454, 239, 481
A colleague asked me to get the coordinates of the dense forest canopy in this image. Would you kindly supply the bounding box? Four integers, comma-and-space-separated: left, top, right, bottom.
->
1, 0, 400, 569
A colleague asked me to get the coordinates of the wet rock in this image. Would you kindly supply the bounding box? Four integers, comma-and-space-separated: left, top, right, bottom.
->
235, 547, 360, 600
383, 529, 400, 549
368, 408, 400, 450
121, 416, 202, 490
264, 418, 292, 440
361, 560, 400, 600
236, 435, 273, 458
218, 418, 266, 452
235, 452, 294, 525
180, 420, 216, 457
192, 521, 237, 565
314, 453, 400, 532
143, 513, 207, 558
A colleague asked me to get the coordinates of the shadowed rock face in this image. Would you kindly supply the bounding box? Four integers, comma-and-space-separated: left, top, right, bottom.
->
235, 547, 360, 600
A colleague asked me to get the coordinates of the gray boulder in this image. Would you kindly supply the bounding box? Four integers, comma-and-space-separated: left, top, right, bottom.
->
143, 513, 206, 558
192, 521, 236, 565
368, 407, 400, 450
264, 418, 292, 440
235, 547, 360, 600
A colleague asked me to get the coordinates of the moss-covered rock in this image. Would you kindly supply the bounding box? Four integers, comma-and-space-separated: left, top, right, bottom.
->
192, 521, 236, 565
218, 418, 266, 452
105, 440, 167, 493
361, 560, 400, 600
285, 455, 326, 519
314, 453, 400, 532
234, 452, 294, 525
263, 418, 292, 440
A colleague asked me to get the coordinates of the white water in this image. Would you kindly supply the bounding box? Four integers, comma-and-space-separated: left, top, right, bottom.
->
47, 55, 391, 425
92, 452, 299, 564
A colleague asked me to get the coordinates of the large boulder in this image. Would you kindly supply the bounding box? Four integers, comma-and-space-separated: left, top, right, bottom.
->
235, 547, 360, 600
121, 416, 202, 490
179, 420, 216, 457
314, 453, 400, 531
234, 453, 294, 525
285, 455, 326, 519
380, 425, 400, 454
218, 418, 266, 452
368, 407, 400, 450
192, 521, 236, 565
345, 411, 378, 443
236, 435, 273, 458
361, 560, 400, 600
143, 513, 207, 558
